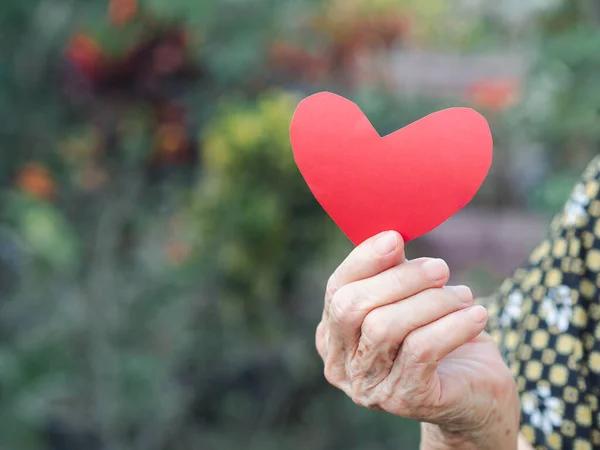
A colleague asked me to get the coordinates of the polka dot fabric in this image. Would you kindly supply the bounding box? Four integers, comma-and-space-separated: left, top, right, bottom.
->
486, 156, 600, 449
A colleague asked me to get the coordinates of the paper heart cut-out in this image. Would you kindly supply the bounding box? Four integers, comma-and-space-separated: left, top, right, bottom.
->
290, 92, 493, 245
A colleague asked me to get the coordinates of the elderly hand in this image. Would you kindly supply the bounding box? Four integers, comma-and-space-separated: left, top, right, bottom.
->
316, 231, 521, 450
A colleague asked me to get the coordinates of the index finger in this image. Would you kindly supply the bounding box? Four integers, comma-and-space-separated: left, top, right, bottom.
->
324, 231, 405, 319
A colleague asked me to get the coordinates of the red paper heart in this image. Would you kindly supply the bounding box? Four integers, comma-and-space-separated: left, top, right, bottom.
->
290, 92, 493, 245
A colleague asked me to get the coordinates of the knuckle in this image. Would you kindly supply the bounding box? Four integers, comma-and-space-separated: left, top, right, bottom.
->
329, 289, 351, 324
348, 378, 364, 401
348, 389, 365, 407
351, 397, 365, 408
323, 362, 341, 386
403, 335, 433, 364
348, 381, 371, 408
361, 311, 390, 344
350, 382, 391, 412
325, 272, 339, 301
350, 393, 370, 409
329, 285, 366, 325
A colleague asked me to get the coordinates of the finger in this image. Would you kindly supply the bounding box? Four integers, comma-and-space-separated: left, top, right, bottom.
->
350, 285, 473, 384
346, 286, 472, 397
324, 231, 405, 319
327, 258, 450, 354
361, 286, 473, 347
319, 231, 405, 376
389, 305, 488, 400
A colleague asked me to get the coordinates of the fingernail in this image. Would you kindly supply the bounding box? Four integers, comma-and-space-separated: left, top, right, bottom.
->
421, 259, 448, 281
372, 231, 398, 256
467, 305, 487, 323
452, 285, 473, 304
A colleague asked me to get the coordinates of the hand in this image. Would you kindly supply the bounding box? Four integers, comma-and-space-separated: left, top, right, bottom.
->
316, 231, 521, 450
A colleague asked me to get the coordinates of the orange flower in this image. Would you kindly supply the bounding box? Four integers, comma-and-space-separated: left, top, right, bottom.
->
109, 0, 138, 27
465, 78, 521, 111
156, 123, 187, 156
16, 163, 57, 201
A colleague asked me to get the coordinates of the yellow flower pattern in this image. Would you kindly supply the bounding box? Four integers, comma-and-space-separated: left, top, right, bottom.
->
487, 156, 600, 449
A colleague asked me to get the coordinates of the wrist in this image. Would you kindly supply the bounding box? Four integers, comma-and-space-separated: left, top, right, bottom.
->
420, 422, 519, 450
420, 385, 521, 450
420, 423, 478, 450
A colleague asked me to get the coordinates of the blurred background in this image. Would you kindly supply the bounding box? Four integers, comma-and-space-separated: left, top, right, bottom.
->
0, 0, 599, 449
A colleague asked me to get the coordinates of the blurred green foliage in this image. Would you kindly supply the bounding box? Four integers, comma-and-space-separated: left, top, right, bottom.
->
518, 2, 600, 211
0, 0, 598, 449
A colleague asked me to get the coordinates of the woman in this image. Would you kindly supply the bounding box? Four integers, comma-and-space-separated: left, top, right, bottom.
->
316, 156, 600, 449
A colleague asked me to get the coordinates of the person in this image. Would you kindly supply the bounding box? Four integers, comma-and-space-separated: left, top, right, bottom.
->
316, 156, 600, 450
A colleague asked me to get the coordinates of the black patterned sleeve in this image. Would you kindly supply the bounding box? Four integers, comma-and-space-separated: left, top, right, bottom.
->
486, 156, 600, 450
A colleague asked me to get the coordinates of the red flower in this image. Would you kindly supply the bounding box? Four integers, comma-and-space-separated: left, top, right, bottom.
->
65, 33, 105, 82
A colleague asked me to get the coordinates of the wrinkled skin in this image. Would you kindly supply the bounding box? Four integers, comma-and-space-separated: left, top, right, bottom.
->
316, 231, 521, 450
